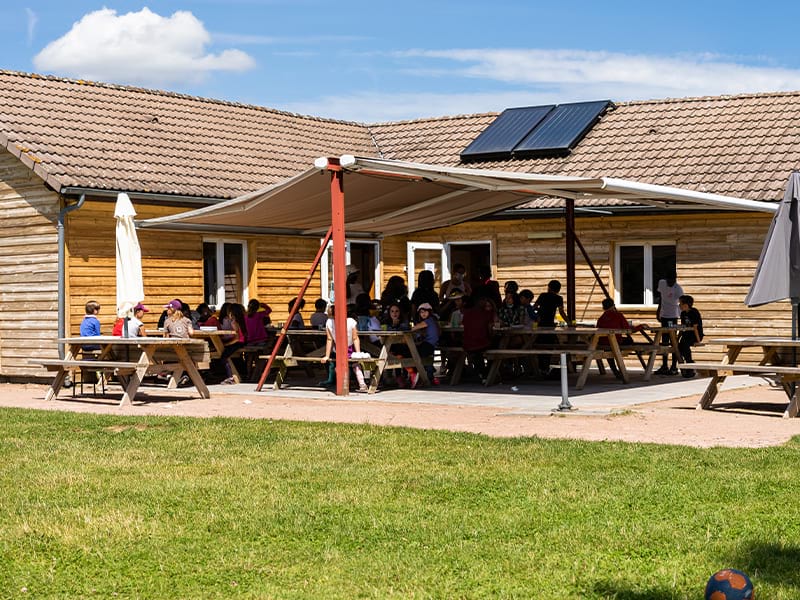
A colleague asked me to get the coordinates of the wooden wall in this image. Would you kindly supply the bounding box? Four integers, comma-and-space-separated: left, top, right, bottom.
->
66, 202, 324, 333
0, 151, 60, 378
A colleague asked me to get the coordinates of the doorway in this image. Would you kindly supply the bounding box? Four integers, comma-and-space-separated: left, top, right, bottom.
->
445, 241, 492, 293
406, 240, 492, 295
321, 240, 380, 301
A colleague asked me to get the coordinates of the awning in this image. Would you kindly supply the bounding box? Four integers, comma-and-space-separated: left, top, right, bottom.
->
137, 155, 777, 236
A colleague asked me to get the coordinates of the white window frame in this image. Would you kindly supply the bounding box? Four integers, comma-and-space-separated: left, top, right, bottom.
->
406, 242, 446, 296
320, 239, 381, 301
614, 240, 675, 308
202, 237, 249, 308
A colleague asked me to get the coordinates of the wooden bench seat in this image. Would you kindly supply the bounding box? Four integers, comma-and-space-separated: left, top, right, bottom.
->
31, 359, 140, 372
484, 347, 600, 357
689, 362, 800, 377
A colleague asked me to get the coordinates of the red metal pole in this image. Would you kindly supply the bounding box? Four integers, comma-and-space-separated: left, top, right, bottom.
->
255, 226, 333, 391
330, 165, 349, 395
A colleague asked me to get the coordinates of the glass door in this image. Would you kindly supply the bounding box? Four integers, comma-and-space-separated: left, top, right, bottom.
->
406, 242, 446, 295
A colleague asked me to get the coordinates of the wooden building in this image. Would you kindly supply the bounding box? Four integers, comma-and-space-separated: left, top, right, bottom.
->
0, 70, 795, 379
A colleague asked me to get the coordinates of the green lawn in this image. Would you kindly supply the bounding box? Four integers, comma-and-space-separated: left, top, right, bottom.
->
1, 407, 798, 599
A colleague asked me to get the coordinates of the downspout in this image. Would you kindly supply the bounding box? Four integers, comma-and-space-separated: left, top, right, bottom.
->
57, 194, 86, 358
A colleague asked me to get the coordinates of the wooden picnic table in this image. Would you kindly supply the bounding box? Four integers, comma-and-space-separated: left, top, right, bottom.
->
268, 328, 431, 392
481, 326, 641, 389
31, 336, 211, 406
694, 336, 800, 418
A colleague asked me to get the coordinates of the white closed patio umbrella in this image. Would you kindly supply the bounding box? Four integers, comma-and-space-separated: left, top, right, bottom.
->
115, 193, 144, 335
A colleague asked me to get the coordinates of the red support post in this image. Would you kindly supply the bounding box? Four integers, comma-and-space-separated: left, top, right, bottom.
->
330, 166, 349, 396
255, 226, 333, 391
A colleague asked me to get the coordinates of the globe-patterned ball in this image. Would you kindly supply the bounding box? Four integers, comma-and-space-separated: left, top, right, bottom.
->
704, 568, 754, 600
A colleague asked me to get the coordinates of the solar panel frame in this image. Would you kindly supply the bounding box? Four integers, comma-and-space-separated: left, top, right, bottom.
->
512, 100, 611, 157
460, 105, 555, 161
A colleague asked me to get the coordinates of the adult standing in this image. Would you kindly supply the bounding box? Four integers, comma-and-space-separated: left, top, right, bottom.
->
655, 270, 684, 375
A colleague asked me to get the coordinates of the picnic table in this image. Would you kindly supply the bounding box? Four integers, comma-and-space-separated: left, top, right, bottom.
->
268, 328, 431, 392
694, 337, 800, 418
481, 326, 651, 389
31, 336, 211, 406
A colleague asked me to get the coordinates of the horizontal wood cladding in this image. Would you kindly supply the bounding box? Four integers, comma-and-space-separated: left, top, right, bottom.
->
67, 201, 206, 335
255, 235, 322, 323
0, 150, 60, 377
67, 204, 325, 334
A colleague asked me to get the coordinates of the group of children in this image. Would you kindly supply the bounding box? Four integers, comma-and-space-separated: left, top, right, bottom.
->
77, 266, 704, 390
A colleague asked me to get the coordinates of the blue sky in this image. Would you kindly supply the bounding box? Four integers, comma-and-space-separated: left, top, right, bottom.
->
3, 1, 800, 122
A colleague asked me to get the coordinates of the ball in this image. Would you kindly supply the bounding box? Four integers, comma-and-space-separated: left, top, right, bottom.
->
704, 568, 754, 600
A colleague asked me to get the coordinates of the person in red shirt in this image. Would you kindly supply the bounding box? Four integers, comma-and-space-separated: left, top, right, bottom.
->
461, 296, 497, 382
595, 298, 640, 378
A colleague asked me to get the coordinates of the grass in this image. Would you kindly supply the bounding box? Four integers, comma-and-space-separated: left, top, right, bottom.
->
1, 407, 799, 599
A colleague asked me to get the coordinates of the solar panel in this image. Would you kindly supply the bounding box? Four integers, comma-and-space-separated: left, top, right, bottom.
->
512, 100, 611, 157
460, 105, 555, 161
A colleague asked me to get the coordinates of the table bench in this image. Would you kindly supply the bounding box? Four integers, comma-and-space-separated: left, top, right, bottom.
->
270, 354, 383, 392
694, 337, 800, 418
33, 336, 212, 406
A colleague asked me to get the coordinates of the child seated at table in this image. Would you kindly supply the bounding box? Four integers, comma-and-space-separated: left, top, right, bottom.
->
319, 305, 368, 392
678, 295, 704, 378
288, 297, 306, 329
310, 298, 328, 329
596, 298, 634, 379
80, 300, 102, 350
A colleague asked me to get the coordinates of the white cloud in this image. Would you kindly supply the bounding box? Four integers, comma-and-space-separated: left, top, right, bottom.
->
33, 8, 255, 87
289, 48, 800, 121
283, 91, 551, 123
399, 48, 800, 98
25, 8, 37, 46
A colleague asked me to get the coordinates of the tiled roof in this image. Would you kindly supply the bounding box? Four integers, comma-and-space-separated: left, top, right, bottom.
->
2, 69, 800, 204
370, 94, 800, 205
0, 70, 377, 198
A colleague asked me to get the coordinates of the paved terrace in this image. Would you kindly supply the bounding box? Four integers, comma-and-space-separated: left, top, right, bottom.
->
4, 367, 800, 449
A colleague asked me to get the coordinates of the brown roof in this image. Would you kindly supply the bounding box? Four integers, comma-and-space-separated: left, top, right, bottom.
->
0, 70, 377, 198
2, 69, 800, 204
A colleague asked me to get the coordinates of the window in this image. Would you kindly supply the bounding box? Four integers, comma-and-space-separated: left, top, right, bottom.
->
615, 243, 676, 306
203, 239, 248, 308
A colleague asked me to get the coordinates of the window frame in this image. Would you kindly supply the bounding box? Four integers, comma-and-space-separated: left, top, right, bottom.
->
614, 240, 676, 308
202, 237, 249, 308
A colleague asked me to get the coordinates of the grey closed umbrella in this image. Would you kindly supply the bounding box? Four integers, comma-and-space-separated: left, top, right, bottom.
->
745, 171, 800, 339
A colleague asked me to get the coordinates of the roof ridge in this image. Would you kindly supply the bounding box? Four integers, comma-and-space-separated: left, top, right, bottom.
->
0, 68, 366, 127
368, 111, 500, 127
619, 89, 800, 107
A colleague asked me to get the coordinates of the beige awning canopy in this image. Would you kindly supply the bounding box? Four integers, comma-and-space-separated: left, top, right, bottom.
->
137, 155, 777, 236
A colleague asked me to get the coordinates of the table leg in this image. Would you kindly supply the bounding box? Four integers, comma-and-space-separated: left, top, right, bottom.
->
784, 381, 799, 418
174, 346, 210, 398
696, 345, 743, 410
608, 335, 629, 383
643, 349, 658, 380
405, 334, 430, 386
45, 369, 69, 401
120, 354, 150, 406
369, 344, 391, 393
